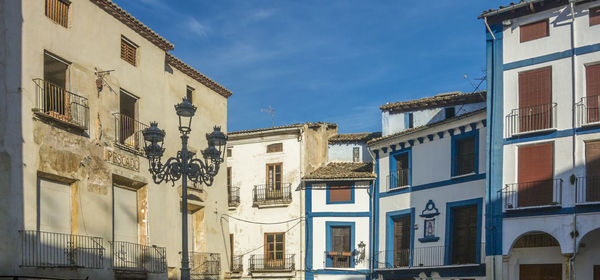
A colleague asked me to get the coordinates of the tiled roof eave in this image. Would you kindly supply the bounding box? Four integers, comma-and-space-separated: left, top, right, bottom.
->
166, 53, 233, 99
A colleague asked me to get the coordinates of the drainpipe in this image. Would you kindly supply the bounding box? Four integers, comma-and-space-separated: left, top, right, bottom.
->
568, 3, 578, 279
299, 127, 304, 280
367, 146, 376, 280
484, 16, 497, 280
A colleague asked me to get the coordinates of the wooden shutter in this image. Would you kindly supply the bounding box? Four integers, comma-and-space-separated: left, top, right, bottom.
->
519, 67, 552, 132
45, 0, 70, 28
267, 143, 283, 153
590, 6, 600, 26
331, 226, 351, 267
230, 234, 234, 269
520, 264, 562, 280
451, 204, 477, 264
393, 216, 411, 267
121, 38, 137, 66
520, 19, 549, 42
594, 265, 600, 280
586, 141, 600, 202
586, 64, 600, 123
329, 183, 352, 203
456, 136, 476, 175
395, 153, 409, 187
518, 143, 554, 207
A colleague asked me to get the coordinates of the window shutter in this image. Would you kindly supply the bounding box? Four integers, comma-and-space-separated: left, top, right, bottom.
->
518, 143, 554, 207
267, 143, 283, 153
590, 6, 600, 26
586, 141, 600, 202
329, 184, 352, 203
518, 67, 553, 132
586, 64, 600, 123
520, 19, 549, 42
121, 38, 137, 66
45, 0, 70, 28
451, 205, 477, 264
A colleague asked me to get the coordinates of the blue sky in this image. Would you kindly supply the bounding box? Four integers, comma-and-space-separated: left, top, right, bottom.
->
114, 0, 505, 133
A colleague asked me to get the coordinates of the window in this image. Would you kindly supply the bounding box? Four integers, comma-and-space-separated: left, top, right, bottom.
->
227, 148, 232, 157
393, 215, 411, 267
590, 6, 600, 26
586, 63, 600, 123
445, 107, 455, 119
585, 141, 600, 203
389, 150, 410, 189
121, 37, 137, 66
518, 66, 553, 132
118, 89, 140, 148
266, 163, 283, 199
45, 0, 70, 28
38, 177, 71, 233
353, 147, 360, 162
113, 184, 139, 243
520, 264, 562, 280
406, 113, 414, 129
264, 233, 285, 269
330, 226, 351, 268
42, 52, 70, 120
520, 19, 549, 42
186, 86, 194, 103
267, 143, 283, 153
450, 204, 477, 264
452, 132, 477, 176
327, 182, 353, 204
517, 142, 554, 207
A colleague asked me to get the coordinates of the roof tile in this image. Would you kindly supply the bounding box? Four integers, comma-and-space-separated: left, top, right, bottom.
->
380, 91, 486, 113
303, 162, 375, 180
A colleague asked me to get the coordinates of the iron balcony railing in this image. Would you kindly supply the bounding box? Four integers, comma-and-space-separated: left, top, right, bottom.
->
577, 96, 600, 126
189, 252, 221, 277
576, 176, 600, 205
501, 179, 563, 211
228, 186, 240, 207
111, 241, 167, 273
113, 112, 148, 151
505, 103, 557, 138
231, 255, 243, 273
324, 251, 353, 268
252, 183, 292, 205
376, 243, 484, 269
20, 230, 104, 269
33, 78, 89, 130
249, 254, 295, 272
387, 169, 409, 190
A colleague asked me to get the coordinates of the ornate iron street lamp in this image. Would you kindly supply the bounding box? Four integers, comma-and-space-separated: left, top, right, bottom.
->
142, 97, 227, 280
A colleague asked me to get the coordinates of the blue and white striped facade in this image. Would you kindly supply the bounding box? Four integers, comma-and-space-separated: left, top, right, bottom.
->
483, 1, 600, 279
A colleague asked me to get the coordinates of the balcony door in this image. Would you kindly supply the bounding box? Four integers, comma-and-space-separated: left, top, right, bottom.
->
518, 143, 554, 207
394, 153, 409, 188
586, 63, 600, 123
586, 141, 600, 202
43, 52, 70, 118
264, 233, 285, 269
119, 90, 139, 148
265, 163, 282, 199
518, 67, 552, 132
393, 215, 411, 267
331, 226, 351, 268
113, 185, 138, 243
451, 204, 477, 264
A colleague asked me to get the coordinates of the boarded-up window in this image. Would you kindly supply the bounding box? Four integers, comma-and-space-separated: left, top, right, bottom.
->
121, 37, 137, 66
393, 215, 411, 267
519, 67, 553, 132
38, 178, 71, 233
520, 264, 562, 280
329, 183, 352, 203
113, 185, 138, 243
267, 143, 283, 153
454, 135, 476, 176
586, 64, 600, 123
45, 0, 70, 28
330, 226, 351, 268
451, 204, 477, 264
520, 19, 549, 42
590, 6, 600, 26
586, 141, 600, 202
518, 142, 554, 207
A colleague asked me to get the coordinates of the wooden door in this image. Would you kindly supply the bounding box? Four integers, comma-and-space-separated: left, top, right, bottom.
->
331, 226, 351, 267
518, 143, 554, 207
451, 204, 477, 264
394, 153, 409, 187
518, 67, 552, 132
586, 64, 600, 123
264, 233, 285, 269
266, 163, 282, 199
393, 215, 411, 267
594, 265, 600, 280
520, 264, 562, 280
586, 141, 600, 202
230, 234, 234, 270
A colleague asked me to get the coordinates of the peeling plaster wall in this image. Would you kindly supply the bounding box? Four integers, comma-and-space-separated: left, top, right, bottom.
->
1, 0, 230, 278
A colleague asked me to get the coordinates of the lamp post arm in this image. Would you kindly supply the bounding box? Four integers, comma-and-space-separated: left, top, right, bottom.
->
148, 156, 183, 185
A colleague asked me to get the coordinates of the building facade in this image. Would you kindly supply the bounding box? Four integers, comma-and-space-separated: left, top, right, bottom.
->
0, 0, 232, 279
481, 1, 600, 279
226, 123, 337, 279
369, 92, 488, 279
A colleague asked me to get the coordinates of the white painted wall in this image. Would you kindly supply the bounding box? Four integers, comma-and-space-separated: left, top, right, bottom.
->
328, 143, 372, 162
310, 182, 370, 213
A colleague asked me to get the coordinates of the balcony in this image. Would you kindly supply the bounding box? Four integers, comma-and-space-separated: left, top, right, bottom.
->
577, 96, 600, 127
113, 112, 148, 152
252, 183, 292, 206
505, 103, 557, 138
32, 78, 89, 130
387, 169, 409, 191
20, 230, 104, 269
249, 254, 295, 272
576, 176, 600, 205
501, 179, 563, 211
324, 251, 353, 268
228, 186, 240, 208
376, 243, 484, 269
189, 252, 221, 277
111, 241, 167, 273
231, 255, 243, 273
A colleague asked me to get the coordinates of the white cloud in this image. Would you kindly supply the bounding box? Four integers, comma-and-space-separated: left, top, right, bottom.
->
187, 18, 210, 37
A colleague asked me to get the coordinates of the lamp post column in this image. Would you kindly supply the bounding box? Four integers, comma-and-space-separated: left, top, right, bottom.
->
180, 133, 191, 280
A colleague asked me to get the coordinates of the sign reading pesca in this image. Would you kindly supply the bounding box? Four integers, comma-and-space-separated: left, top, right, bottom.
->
105, 149, 140, 171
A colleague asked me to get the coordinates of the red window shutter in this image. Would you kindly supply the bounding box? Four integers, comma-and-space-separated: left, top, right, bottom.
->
586, 64, 600, 123
586, 141, 600, 202
520, 19, 549, 42
329, 184, 352, 203
518, 67, 552, 132
518, 142, 554, 207
590, 6, 600, 26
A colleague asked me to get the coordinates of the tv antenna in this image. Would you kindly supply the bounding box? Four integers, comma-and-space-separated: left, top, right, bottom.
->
260, 106, 275, 126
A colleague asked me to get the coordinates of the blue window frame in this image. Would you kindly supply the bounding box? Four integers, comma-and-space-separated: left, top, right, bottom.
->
385, 208, 415, 267
325, 221, 355, 268
389, 148, 411, 190
444, 198, 483, 265
326, 182, 355, 204
451, 129, 479, 177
